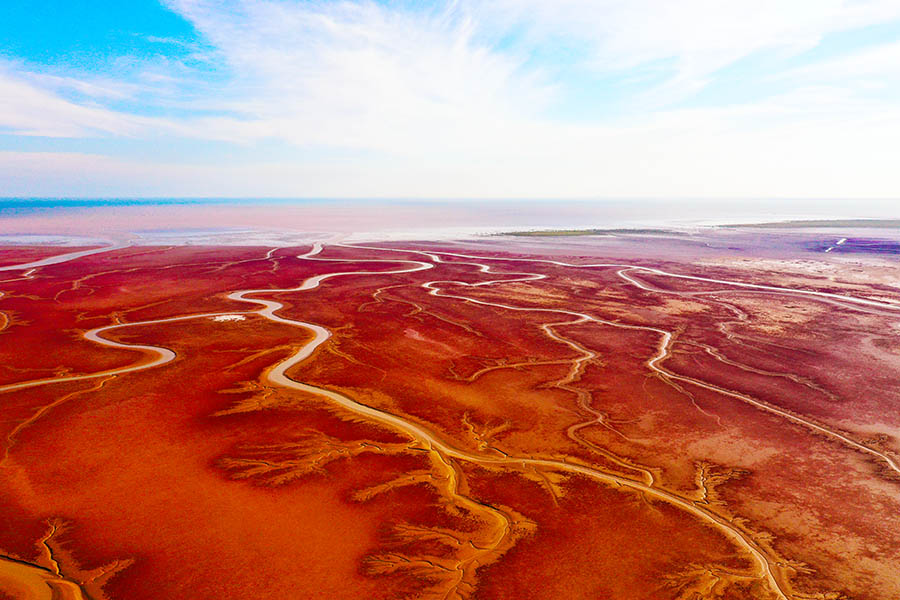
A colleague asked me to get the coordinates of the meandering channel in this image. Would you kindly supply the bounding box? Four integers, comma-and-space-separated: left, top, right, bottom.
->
5, 239, 897, 599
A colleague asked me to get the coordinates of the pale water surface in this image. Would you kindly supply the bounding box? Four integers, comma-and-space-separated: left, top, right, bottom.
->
1, 198, 897, 244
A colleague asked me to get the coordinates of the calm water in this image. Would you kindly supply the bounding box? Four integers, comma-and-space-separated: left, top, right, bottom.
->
1, 198, 897, 242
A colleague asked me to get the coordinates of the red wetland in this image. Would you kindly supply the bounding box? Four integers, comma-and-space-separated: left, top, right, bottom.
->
1, 229, 899, 600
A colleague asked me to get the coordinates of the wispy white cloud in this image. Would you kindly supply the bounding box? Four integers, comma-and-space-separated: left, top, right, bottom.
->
158, 0, 556, 152
0, 65, 148, 137
777, 39, 900, 87
4, 89, 899, 199
20, 71, 139, 101
472, 0, 900, 101
2, 0, 900, 197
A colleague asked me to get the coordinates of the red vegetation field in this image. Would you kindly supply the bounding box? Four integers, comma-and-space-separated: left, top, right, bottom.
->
1, 235, 898, 600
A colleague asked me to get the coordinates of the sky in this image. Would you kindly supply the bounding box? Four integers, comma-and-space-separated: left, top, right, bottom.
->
1, 0, 900, 199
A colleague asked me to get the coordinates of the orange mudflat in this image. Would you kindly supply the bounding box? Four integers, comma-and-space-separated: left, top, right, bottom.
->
1, 237, 898, 600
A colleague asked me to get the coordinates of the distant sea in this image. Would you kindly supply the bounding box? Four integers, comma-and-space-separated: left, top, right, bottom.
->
0, 197, 329, 216
0, 198, 897, 242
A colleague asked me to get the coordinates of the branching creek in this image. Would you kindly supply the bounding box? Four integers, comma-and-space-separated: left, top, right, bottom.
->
1, 240, 898, 599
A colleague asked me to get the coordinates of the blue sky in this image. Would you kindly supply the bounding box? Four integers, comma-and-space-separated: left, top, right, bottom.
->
1, 1, 198, 66
2, 0, 900, 198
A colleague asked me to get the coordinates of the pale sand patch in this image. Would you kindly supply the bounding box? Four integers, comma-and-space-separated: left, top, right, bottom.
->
212, 314, 246, 322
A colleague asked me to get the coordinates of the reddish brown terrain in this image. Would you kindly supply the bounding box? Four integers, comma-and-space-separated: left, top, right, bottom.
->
1, 232, 898, 599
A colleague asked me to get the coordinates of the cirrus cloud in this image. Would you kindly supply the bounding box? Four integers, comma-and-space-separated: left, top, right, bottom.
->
1, 0, 899, 198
